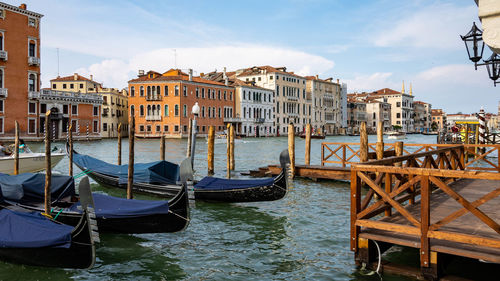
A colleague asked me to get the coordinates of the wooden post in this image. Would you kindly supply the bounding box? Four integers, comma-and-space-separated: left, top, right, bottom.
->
420, 176, 434, 279
226, 124, 231, 179
127, 114, 135, 199
385, 173, 392, 217
288, 123, 295, 178
14, 121, 19, 175
376, 122, 384, 160
186, 119, 192, 158
465, 124, 469, 164
208, 126, 214, 175
44, 111, 51, 215
305, 124, 311, 165
395, 141, 403, 167
68, 124, 73, 177
117, 123, 122, 165
359, 122, 368, 163
230, 124, 235, 170
350, 170, 361, 254
160, 134, 165, 161
474, 126, 479, 155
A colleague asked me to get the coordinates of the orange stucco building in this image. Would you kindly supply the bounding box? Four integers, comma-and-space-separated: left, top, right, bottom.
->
0, 2, 42, 140
128, 69, 235, 138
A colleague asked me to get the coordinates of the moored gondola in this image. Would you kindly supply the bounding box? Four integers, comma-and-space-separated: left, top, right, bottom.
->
0, 174, 189, 234
192, 150, 290, 202
0, 193, 98, 269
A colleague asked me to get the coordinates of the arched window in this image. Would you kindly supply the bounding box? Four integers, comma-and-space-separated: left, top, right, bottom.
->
174, 104, 179, 116
156, 86, 160, 97
0, 69, 3, 88
130, 105, 135, 116
157, 105, 161, 116
183, 104, 187, 117
147, 86, 151, 98
140, 105, 144, 116
147, 105, 151, 116
164, 85, 169, 96
140, 86, 144, 97
28, 73, 36, 91
130, 86, 135, 97
164, 105, 169, 116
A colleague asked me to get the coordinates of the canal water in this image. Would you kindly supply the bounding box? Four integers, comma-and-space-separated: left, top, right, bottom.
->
1, 134, 438, 280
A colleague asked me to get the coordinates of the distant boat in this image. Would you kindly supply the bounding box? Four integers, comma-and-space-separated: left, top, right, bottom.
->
387, 131, 406, 140
299, 134, 326, 139
422, 132, 438, 135
0, 149, 64, 175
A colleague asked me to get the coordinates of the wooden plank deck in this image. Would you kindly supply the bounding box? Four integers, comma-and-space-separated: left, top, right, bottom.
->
267, 164, 351, 180
360, 178, 500, 263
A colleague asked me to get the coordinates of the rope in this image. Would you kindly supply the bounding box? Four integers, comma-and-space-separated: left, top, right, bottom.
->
168, 209, 190, 222
74, 169, 92, 179
53, 208, 64, 220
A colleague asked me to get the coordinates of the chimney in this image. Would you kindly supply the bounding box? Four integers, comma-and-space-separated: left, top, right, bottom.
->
90, 74, 93, 81
225, 77, 229, 86
19, 3, 27, 9
223, 67, 227, 76
74, 73, 78, 80
138, 70, 144, 76
188, 69, 193, 81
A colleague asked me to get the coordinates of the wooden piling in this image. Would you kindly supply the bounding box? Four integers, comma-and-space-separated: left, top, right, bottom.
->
395, 141, 404, 167
288, 123, 295, 178
465, 124, 469, 163
230, 124, 235, 170
14, 121, 19, 175
376, 122, 384, 160
117, 123, 122, 165
359, 122, 368, 163
160, 134, 165, 161
305, 124, 311, 165
68, 124, 73, 177
127, 114, 135, 199
208, 126, 214, 175
227, 124, 231, 179
186, 119, 192, 158
475, 126, 479, 155
44, 111, 51, 215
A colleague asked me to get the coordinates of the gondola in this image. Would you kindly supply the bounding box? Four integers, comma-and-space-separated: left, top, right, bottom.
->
0, 182, 98, 269
0, 173, 189, 234
193, 150, 290, 202
299, 134, 326, 139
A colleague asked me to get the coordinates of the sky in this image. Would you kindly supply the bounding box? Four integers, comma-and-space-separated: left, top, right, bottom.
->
15, 0, 498, 114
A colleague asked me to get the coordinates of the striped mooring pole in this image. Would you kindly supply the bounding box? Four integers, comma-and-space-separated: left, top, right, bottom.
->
479, 107, 486, 152
86, 124, 89, 141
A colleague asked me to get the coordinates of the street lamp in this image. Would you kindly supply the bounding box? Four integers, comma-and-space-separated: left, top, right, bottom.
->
460, 22, 485, 69
190, 102, 200, 167
484, 53, 500, 87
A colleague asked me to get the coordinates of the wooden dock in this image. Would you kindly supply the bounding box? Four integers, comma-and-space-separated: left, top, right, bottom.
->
351, 145, 500, 280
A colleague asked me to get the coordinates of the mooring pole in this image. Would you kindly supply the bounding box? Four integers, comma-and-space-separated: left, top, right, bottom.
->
360, 122, 368, 163
187, 118, 192, 158
226, 124, 231, 178
230, 124, 235, 170
376, 122, 384, 160
69, 124, 73, 177
117, 123, 122, 165
288, 123, 295, 178
305, 123, 311, 166
127, 114, 135, 199
160, 134, 165, 161
44, 111, 52, 215
208, 125, 214, 175
14, 121, 19, 175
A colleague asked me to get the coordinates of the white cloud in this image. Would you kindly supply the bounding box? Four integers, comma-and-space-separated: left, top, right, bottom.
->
373, 3, 477, 49
75, 45, 335, 88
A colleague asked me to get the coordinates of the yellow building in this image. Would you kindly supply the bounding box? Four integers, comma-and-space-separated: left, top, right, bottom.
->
50, 73, 101, 93
100, 88, 129, 138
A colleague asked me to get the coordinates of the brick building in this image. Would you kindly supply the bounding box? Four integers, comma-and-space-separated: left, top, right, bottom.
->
128, 69, 235, 138
0, 2, 42, 140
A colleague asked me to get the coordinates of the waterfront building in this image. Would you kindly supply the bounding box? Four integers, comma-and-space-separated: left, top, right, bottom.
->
0, 3, 42, 140
50, 73, 101, 93
365, 99, 391, 133
235, 66, 310, 135
100, 88, 128, 138
369, 86, 415, 132
203, 69, 275, 137
414, 101, 432, 133
346, 98, 367, 134
305, 76, 343, 135
128, 69, 234, 138
431, 109, 447, 131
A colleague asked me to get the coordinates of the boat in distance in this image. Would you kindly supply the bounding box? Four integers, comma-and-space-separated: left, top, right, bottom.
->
0, 151, 65, 175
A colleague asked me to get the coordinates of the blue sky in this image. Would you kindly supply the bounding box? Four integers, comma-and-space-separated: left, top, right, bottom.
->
16, 0, 497, 113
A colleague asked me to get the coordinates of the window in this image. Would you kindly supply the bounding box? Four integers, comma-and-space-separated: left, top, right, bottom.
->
140, 86, 144, 97
183, 104, 187, 117
202, 88, 205, 98
202, 106, 205, 118
207, 89, 211, 99
174, 104, 179, 116
70, 83, 74, 89
175, 85, 179, 96
218, 90, 221, 100
183, 125, 187, 132
218, 107, 221, 118
183, 86, 187, 96
28, 74, 36, 91
139, 125, 145, 132
164, 125, 169, 132
103, 123, 108, 131
93, 106, 99, 116
28, 17, 36, 27
156, 125, 161, 132
93, 120, 99, 133
202, 126, 206, 132
396, 113, 401, 118
63, 84, 67, 89
80, 83, 84, 89
130, 86, 135, 97
164, 85, 168, 96
196, 88, 199, 98
0, 100, 3, 112
0, 117, 3, 134
130, 105, 135, 116
146, 125, 152, 132
164, 105, 169, 116
52, 84, 56, 89
29, 42, 36, 57
174, 125, 179, 132
28, 102, 36, 114
396, 102, 401, 107
140, 105, 144, 116
230, 92, 232, 100
71, 105, 78, 115
41, 103, 47, 114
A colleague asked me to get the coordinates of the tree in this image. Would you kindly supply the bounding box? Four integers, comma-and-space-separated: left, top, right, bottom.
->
392, 125, 402, 131
431, 121, 438, 131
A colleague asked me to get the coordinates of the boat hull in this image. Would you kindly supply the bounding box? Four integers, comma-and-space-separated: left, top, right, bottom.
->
0, 153, 64, 174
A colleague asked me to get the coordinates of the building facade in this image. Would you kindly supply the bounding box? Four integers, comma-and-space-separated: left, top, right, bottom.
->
100, 88, 128, 138
365, 100, 391, 133
346, 99, 367, 134
236, 66, 310, 135
370, 88, 415, 132
306, 76, 343, 135
128, 69, 234, 138
431, 109, 447, 131
0, 3, 42, 140
414, 101, 432, 133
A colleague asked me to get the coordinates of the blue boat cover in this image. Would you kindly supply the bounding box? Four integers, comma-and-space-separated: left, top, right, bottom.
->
195, 176, 275, 191
0, 173, 75, 203
68, 193, 169, 218
0, 209, 73, 248
73, 153, 180, 185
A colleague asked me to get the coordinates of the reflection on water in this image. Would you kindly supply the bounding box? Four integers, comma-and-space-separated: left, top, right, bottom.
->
1, 135, 442, 280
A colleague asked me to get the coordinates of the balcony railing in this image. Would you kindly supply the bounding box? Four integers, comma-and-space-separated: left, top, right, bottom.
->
28, 56, 40, 66
146, 96, 162, 101
254, 118, 265, 123
287, 112, 299, 117
224, 117, 242, 123
38, 89, 103, 104
146, 115, 162, 121
28, 91, 39, 99
0, 50, 7, 61
287, 95, 298, 101
0, 88, 7, 97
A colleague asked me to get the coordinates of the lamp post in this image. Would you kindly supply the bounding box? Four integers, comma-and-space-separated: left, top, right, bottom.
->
190, 102, 200, 167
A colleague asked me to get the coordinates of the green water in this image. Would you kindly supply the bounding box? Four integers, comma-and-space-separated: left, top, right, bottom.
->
0, 134, 459, 280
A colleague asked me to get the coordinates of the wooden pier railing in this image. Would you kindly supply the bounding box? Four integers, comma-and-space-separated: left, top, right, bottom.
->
350, 144, 500, 279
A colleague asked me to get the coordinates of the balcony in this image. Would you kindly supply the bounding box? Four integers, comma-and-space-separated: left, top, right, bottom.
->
28, 91, 39, 99
146, 95, 162, 101
224, 117, 242, 123
254, 118, 265, 123
288, 95, 298, 101
39, 89, 103, 104
28, 56, 40, 66
252, 99, 262, 103
0, 88, 7, 98
146, 115, 162, 121
0, 50, 7, 61
287, 112, 299, 117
